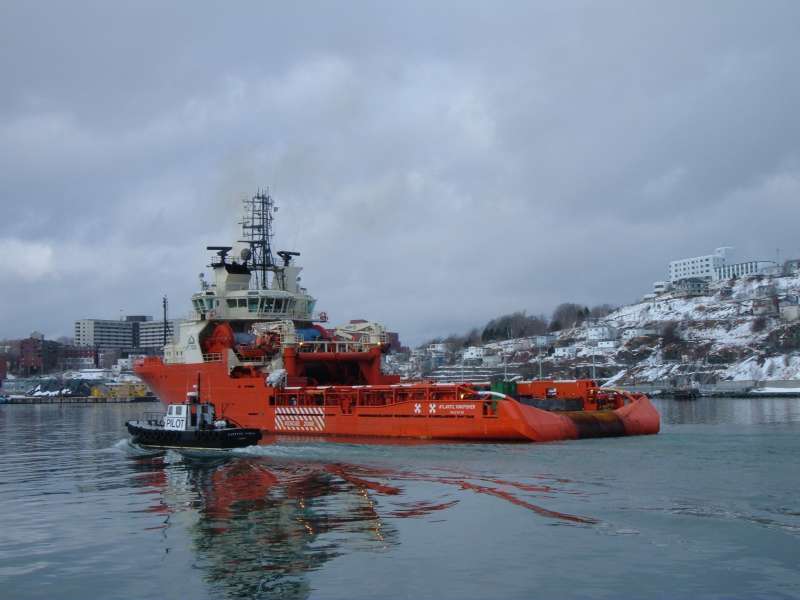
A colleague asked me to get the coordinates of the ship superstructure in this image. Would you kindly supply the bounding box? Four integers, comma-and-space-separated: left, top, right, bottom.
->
136, 190, 659, 442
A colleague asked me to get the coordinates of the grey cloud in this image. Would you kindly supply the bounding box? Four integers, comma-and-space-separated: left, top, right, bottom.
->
1, 1, 800, 344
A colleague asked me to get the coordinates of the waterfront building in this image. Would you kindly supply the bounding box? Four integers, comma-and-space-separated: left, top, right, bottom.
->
74, 316, 154, 350
19, 336, 61, 375
138, 320, 178, 350
62, 346, 96, 370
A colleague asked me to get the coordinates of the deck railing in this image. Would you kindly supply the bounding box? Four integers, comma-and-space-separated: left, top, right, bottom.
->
296, 340, 383, 353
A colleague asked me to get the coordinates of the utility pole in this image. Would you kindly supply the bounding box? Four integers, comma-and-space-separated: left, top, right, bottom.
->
162, 295, 169, 349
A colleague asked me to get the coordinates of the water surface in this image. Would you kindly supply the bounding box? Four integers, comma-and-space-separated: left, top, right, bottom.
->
1, 397, 799, 599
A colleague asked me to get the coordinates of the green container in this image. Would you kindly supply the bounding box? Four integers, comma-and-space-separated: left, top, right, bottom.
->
491, 380, 517, 397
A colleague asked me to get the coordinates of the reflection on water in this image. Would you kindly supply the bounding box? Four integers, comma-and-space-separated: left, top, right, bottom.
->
1, 397, 799, 600
125, 455, 394, 599
184, 460, 393, 599
129, 452, 596, 598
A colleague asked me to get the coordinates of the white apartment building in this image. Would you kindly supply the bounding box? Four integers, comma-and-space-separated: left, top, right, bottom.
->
715, 260, 777, 280
139, 320, 178, 349
74, 319, 135, 349
668, 247, 732, 283
74, 315, 166, 350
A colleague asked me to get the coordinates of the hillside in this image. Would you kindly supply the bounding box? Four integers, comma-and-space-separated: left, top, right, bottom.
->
403, 271, 800, 386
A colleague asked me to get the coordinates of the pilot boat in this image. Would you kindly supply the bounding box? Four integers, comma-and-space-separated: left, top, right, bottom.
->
126, 388, 262, 450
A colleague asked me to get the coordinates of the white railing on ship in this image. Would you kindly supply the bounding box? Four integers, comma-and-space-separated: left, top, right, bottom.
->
202, 353, 223, 362
297, 340, 385, 353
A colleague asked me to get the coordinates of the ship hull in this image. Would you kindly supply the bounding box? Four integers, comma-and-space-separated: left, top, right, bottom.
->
135, 358, 660, 443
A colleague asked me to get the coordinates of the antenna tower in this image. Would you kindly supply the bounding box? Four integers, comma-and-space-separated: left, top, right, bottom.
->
239, 189, 277, 289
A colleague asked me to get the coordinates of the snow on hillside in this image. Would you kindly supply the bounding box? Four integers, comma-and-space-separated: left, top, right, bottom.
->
597, 272, 800, 383
416, 272, 800, 385
721, 353, 800, 381
482, 272, 800, 384
606, 272, 800, 329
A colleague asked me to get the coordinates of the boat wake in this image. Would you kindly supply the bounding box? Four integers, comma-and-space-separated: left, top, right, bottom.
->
110, 438, 166, 457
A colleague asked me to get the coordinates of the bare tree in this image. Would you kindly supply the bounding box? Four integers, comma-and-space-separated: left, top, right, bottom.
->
550, 303, 585, 331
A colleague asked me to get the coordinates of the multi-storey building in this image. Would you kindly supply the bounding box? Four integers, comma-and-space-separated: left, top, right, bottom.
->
668, 247, 732, 283
668, 247, 778, 284
74, 318, 138, 350
138, 320, 178, 350
715, 261, 778, 280
19, 336, 61, 375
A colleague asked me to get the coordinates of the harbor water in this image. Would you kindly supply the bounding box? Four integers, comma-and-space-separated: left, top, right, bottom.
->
1, 398, 799, 599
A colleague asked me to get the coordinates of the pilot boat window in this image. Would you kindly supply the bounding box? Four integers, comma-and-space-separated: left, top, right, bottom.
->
227, 299, 236, 308
248, 298, 258, 312
262, 298, 274, 312
238, 299, 247, 308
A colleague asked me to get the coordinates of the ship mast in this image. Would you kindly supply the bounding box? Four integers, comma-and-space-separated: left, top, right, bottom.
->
239, 189, 277, 290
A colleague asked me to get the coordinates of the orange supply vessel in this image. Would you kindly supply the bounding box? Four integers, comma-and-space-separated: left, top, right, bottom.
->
135, 190, 659, 442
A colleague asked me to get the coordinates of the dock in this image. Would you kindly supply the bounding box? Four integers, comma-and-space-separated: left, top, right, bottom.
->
2, 396, 159, 405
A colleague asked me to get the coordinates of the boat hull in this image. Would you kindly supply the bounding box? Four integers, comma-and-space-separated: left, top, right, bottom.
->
135, 358, 660, 443
126, 421, 262, 449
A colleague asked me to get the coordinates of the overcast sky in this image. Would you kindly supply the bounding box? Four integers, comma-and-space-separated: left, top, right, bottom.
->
2, 1, 800, 346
